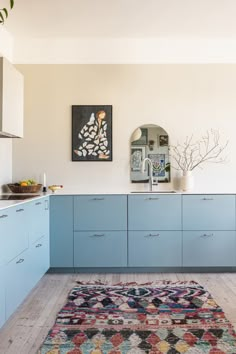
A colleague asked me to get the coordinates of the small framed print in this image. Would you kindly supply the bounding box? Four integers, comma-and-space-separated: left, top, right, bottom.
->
131, 146, 145, 171
159, 134, 169, 146
131, 128, 148, 146
72, 105, 112, 161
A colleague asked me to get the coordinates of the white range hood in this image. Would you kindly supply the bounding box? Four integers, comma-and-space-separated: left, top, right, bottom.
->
0, 57, 24, 138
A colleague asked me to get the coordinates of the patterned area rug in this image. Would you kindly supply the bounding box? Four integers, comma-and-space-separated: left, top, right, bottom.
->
38, 280, 236, 353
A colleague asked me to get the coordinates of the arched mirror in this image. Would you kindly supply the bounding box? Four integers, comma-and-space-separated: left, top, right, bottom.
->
130, 124, 170, 183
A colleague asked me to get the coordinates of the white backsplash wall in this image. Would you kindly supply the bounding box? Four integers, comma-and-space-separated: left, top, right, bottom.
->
0, 139, 12, 191
12, 64, 236, 193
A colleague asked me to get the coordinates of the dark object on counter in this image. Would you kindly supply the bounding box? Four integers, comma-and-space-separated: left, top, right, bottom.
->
7, 183, 42, 193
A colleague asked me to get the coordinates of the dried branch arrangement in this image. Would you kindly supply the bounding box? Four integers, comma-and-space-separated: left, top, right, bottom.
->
170, 129, 228, 172
0, 0, 14, 24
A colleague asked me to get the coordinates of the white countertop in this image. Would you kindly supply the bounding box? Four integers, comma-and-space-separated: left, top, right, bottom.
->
0, 190, 236, 211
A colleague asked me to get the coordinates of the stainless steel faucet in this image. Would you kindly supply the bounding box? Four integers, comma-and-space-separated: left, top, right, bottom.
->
141, 158, 154, 192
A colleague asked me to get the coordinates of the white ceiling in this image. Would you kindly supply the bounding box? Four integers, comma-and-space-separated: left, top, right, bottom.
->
3, 0, 236, 39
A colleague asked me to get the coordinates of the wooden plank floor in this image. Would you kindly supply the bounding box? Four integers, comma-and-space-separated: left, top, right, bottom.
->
0, 272, 236, 353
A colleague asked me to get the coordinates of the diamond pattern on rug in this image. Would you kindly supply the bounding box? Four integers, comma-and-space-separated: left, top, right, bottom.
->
37, 281, 236, 353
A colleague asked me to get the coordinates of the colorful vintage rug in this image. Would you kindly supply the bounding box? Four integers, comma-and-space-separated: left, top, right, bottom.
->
38, 280, 236, 353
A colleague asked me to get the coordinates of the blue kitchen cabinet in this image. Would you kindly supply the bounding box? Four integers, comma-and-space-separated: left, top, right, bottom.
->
74, 231, 127, 267
5, 248, 31, 320
128, 231, 182, 267
183, 231, 236, 266
183, 195, 235, 230
0, 265, 5, 328
128, 194, 181, 230
29, 235, 50, 288
0, 207, 14, 264
74, 195, 127, 231
28, 197, 49, 244
50, 196, 73, 268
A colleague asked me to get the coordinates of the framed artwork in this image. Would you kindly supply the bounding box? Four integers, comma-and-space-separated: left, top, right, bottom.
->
131, 128, 148, 146
159, 134, 169, 146
148, 153, 166, 177
72, 105, 112, 161
131, 146, 145, 171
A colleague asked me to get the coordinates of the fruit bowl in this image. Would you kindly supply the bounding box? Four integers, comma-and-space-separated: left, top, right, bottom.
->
7, 183, 42, 193
48, 185, 63, 193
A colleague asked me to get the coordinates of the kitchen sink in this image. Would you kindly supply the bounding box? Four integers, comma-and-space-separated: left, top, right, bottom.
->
131, 191, 176, 193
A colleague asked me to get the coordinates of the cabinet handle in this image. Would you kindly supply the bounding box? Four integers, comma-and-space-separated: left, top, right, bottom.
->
16, 208, 24, 212
145, 233, 160, 237
16, 258, 24, 264
145, 197, 159, 201
45, 200, 49, 210
200, 233, 214, 238
89, 233, 105, 237
36, 243, 42, 248
201, 198, 214, 201
0, 214, 8, 218
91, 198, 105, 201
35, 202, 42, 205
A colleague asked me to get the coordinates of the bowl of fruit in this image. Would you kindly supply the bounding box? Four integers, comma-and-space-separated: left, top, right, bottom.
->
7, 180, 42, 193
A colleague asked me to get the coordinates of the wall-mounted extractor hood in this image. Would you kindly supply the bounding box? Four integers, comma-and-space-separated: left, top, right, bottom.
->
0, 57, 24, 138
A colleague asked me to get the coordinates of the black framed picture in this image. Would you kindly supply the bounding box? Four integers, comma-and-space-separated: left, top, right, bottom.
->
72, 105, 112, 161
159, 134, 169, 146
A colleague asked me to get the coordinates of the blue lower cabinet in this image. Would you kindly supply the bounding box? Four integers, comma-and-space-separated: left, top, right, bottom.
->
128, 231, 182, 267
29, 235, 50, 290
183, 231, 236, 267
50, 196, 73, 268
0, 265, 5, 328
74, 231, 127, 267
5, 249, 31, 320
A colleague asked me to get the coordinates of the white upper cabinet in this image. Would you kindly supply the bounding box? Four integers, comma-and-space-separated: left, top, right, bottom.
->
0, 57, 24, 138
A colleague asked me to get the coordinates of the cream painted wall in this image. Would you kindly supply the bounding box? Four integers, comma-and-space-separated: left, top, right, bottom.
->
12, 64, 236, 193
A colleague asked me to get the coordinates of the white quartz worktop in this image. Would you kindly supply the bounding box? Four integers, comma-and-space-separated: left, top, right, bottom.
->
0, 194, 47, 210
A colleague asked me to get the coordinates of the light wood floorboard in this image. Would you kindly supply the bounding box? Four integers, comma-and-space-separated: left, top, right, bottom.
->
0, 272, 236, 353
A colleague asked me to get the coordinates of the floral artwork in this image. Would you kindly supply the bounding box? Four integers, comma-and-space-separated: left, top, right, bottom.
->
72, 105, 112, 161
148, 153, 166, 177
131, 147, 145, 171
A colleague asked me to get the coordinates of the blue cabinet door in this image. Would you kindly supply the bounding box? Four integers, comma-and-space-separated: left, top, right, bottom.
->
5, 249, 31, 320
74, 231, 127, 267
0, 265, 5, 328
183, 195, 235, 230
50, 196, 73, 267
128, 195, 181, 230
74, 195, 127, 231
0, 207, 14, 264
183, 231, 236, 266
28, 197, 49, 244
128, 231, 182, 267
29, 235, 50, 289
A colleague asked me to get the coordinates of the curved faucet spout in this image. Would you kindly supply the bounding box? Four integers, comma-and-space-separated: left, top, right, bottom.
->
141, 158, 154, 192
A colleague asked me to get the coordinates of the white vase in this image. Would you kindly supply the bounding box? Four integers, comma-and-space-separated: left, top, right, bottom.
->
181, 170, 194, 191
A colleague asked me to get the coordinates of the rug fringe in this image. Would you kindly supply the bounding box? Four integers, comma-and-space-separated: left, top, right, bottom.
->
76, 280, 200, 286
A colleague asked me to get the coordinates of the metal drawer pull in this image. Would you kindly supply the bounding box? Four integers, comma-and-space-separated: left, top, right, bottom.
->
35, 202, 42, 205
92, 198, 105, 201
16, 208, 24, 212
145, 197, 159, 201
201, 198, 214, 201
45, 200, 49, 210
36, 243, 42, 248
145, 233, 160, 237
16, 258, 24, 264
200, 233, 214, 238
90, 234, 105, 237
0, 214, 8, 218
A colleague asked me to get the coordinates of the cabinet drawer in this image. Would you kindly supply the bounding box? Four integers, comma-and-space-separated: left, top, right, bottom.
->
0, 208, 14, 264
74, 195, 127, 230
5, 205, 29, 264
5, 249, 31, 320
128, 195, 181, 230
74, 231, 127, 267
28, 197, 49, 244
128, 231, 182, 267
183, 231, 236, 266
183, 195, 235, 230
29, 235, 49, 289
